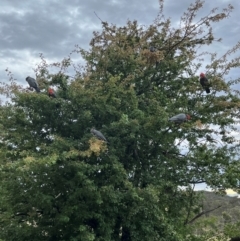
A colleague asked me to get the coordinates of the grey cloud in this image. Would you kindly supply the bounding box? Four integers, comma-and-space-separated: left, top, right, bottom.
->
0, 0, 239, 86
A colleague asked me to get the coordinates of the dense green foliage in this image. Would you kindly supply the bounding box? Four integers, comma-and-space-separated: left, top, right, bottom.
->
0, 0, 240, 240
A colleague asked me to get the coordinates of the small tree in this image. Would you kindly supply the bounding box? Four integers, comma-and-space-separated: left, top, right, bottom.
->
1, 0, 240, 240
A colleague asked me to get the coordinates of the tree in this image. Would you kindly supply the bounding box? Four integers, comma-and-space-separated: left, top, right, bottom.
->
1, 0, 240, 240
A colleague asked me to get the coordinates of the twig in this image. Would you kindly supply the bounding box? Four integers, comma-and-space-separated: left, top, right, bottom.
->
93, 11, 113, 38
94, 11, 104, 23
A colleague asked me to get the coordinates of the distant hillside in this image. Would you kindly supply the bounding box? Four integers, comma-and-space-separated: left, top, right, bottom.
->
192, 191, 240, 239
200, 191, 240, 222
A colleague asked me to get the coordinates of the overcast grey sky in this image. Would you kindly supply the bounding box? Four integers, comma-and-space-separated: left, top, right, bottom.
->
0, 0, 239, 87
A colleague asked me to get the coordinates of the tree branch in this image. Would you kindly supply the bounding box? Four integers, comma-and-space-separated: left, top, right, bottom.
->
185, 205, 222, 225
12, 212, 29, 217
188, 180, 206, 184
94, 11, 105, 24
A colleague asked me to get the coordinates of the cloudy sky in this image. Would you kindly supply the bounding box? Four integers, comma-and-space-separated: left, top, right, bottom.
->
1, 0, 239, 87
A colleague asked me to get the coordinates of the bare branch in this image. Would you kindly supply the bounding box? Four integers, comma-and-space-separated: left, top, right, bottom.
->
94, 11, 105, 24
186, 205, 222, 225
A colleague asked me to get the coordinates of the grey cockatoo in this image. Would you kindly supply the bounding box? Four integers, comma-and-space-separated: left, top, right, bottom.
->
91, 128, 108, 143
149, 46, 156, 52
169, 113, 191, 124
26, 76, 40, 93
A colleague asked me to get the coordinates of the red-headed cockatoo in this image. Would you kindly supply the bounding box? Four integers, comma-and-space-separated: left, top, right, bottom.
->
48, 88, 56, 98
199, 73, 210, 94
169, 113, 191, 124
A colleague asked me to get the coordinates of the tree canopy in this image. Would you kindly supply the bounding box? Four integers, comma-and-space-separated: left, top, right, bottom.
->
0, 0, 240, 240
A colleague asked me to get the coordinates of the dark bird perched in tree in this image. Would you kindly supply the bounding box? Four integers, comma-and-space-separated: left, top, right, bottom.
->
91, 128, 108, 143
149, 46, 156, 52
48, 88, 56, 98
199, 73, 210, 94
169, 113, 191, 124
25, 76, 40, 93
